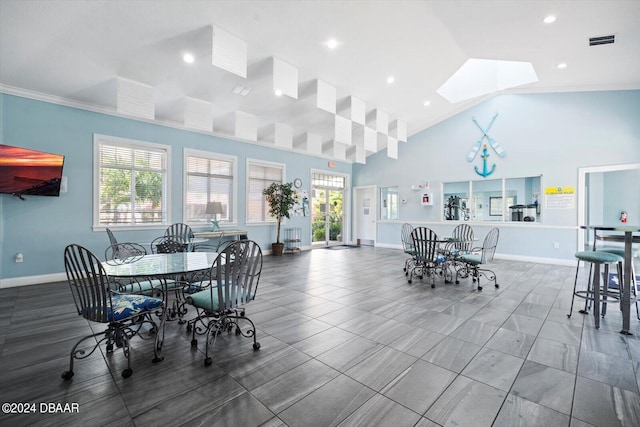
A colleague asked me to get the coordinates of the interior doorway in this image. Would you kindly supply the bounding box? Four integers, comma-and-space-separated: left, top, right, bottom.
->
578, 163, 640, 251
311, 172, 347, 247
353, 185, 377, 246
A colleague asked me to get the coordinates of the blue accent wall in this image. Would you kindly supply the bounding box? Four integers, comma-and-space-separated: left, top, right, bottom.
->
354, 90, 640, 261
0, 94, 351, 282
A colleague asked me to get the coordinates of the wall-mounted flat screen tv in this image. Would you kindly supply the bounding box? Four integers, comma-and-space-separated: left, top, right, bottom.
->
0, 144, 65, 197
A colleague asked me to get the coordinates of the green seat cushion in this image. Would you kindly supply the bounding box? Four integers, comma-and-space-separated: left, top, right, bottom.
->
459, 254, 482, 265
187, 285, 255, 312
597, 248, 638, 258
575, 250, 623, 263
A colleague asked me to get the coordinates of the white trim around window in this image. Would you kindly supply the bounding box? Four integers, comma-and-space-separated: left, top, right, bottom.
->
93, 134, 171, 230
183, 148, 238, 227
246, 158, 286, 224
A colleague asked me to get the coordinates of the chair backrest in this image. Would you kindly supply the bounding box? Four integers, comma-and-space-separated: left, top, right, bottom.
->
450, 224, 474, 253
106, 228, 118, 246
164, 223, 194, 244
401, 223, 414, 252
410, 227, 439, 264
64, 244, 113, 323
209, 240, 263, 311
105, 242, 147, 264
481, 227, 500, 264
151, 236, 188, 254
193, 231, 227, 253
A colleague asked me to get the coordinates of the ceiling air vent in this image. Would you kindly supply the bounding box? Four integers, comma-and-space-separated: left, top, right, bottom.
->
589, 35, 615, 46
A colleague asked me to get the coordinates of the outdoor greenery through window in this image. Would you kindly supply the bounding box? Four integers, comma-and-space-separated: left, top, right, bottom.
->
247, 160, 284, 222
185, 150, 235, 224
95, 135, 169, 226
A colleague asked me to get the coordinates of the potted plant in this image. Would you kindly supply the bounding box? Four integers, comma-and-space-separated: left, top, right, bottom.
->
262, 182, 296, 256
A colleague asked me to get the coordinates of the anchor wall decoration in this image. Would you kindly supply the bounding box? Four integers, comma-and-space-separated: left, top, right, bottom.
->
468, 112, 505, 178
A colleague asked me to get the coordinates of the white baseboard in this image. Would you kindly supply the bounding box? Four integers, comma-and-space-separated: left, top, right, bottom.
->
0, 246, 576, 288
0, 272, 67, 289
494, 253, 575, 266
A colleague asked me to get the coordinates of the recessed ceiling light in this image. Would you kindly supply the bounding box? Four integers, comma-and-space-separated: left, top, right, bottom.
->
274, 89, 283, 96
423, 100, 431, 107
387, 76, 395, 84
183, 52, 195, 64
543, 15, 556, 24
556, 62, 567, 69
326, 38, 339, 49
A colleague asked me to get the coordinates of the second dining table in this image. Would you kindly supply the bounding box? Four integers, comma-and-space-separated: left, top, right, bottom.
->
580, 224, 640, 335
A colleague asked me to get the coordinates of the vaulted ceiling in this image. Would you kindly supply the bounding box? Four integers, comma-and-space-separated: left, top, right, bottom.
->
1, 0, 639, 162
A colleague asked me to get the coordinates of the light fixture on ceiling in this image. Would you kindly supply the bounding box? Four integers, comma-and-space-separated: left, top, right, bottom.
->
543, 15, 556, 24
423, 100, 431, 107
387, 76, 395, 84
556, 62, 568, 69
183, 52, 195, 64
274, 89, 283, 96
326, 38, 339, 49
231, 84, 252, 96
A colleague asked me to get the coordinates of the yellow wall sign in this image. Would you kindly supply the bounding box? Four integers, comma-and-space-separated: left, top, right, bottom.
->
545, 186, 575, 195
545, 186, 575, 209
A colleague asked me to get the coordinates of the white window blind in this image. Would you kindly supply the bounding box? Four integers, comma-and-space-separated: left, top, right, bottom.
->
247, 161, 284, 222
185, 154, 234, 223
97, 139, 167, 226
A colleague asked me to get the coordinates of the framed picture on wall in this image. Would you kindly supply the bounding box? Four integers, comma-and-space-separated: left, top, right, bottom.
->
490, 196, 515, 216
490, 197, 503, 216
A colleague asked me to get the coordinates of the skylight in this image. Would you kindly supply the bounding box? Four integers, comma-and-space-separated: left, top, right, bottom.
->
437, 58, 538, 103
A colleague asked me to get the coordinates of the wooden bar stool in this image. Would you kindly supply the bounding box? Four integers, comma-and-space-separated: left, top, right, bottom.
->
568, 250, 624, 329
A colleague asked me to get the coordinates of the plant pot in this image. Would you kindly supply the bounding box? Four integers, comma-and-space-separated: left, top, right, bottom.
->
271, 242, 285, 256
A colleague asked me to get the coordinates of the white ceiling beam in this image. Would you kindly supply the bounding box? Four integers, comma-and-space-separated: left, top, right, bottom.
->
116, 77, 154, 120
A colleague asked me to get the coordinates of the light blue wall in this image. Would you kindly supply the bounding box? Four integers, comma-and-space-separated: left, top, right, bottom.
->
354, 90, 640, 262
603, 169, 640, 222
0, 94, 351, 281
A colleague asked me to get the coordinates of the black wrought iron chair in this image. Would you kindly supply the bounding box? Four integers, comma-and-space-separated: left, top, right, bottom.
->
62, 244, 165, 380
105, 242, 146, 264
165, 223, 194, 245
443, 224, 475, 257
151, 236, 188, 254
105, 242, 167, 297
106, 227, 118, 246
455, 227, 500, 290
186, 240, 263, 366
408, 227, 444, 288
401, 223, 415, 275
193, 231, 230, 253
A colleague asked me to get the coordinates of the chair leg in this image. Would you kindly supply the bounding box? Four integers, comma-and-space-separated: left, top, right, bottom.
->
114, 327, 133, 378
568, 259, 581, 318
204, 318, 224, 366
593, 262, 601, 329
152, 311, 165, 363
61, 330, 109, 380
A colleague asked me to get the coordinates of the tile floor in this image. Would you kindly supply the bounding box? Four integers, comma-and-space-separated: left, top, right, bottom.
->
1, 246, 640, 426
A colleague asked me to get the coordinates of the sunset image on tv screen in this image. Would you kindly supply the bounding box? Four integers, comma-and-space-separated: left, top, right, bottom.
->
0, 144, 65, 196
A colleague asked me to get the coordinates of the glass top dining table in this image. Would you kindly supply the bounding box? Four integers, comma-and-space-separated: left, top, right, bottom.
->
580, 224, 640, 335
102, 251, 219, 278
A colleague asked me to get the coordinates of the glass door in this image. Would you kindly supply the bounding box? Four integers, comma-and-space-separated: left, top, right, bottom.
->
311, 173, 345, 246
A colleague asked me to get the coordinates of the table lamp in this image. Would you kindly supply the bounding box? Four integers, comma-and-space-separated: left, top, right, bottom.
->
206, 201, 224, 231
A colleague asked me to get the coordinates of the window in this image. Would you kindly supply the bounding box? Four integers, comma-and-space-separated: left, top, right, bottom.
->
380, 186, 399, 220
247, 160, 285, 222
94, 134, 170, 227
184, 149, 236, 225
443, 175, 541, 222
